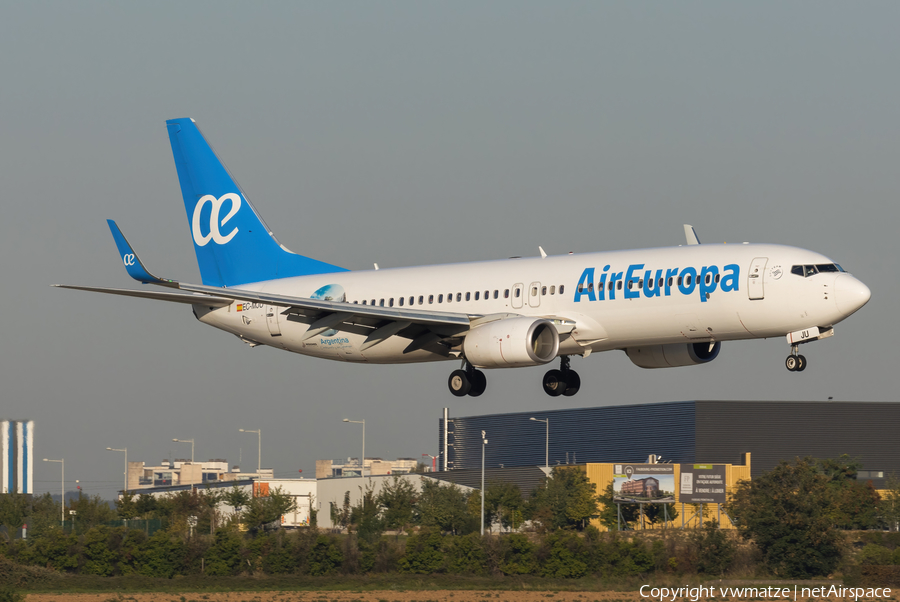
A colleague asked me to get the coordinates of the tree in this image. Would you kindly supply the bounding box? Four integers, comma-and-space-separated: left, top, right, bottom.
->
67, 492, 116, 528
350, 483, 383, 539
243, 486, 297, 531
331, 491, 352, 531
486, 481, 524, 532
528, 468, 600, 531
115, 492, 139, 519
726, 457, 843, 577
415, 479, 477, 534
817, 455, 881, 529
376, 475, 417, 532
881, 474, 900, 531
222, 485, 251, 514
597, 483, 638, 530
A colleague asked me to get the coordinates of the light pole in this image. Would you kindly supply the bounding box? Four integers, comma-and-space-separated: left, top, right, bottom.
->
239, 429, 261, 478
43, 458, 64, 524
172, 438, 195, 463
106, 447, 127, 492
480, 430, 488, 535
343, 419, 365, 477
530, 417, 549, 468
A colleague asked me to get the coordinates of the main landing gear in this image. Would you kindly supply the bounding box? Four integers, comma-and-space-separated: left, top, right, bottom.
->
785, 344, 807, 372
543, 356, 581, 397
448, 363, 487, 397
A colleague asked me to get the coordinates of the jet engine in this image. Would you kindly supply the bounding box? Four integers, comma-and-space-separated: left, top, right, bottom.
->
463, 317, 559, 368
625, 341, 721, 369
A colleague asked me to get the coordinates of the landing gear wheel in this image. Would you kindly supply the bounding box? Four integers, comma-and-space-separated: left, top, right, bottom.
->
785, 355, 799, 372
542, 369, 568, 397
562, 370, 581, 397
448, 370, 471, 396
468, 370, 487, 397
796, 355, 807, 372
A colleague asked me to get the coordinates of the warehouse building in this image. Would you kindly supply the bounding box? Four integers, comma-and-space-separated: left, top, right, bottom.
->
440, 400, 900, 488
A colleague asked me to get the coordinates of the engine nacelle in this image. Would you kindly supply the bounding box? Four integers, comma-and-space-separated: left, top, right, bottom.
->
626, 341, 721, 369
463, 317, 560, 368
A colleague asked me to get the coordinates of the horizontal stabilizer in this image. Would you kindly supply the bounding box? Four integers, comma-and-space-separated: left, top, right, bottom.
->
53, 284, 232, 307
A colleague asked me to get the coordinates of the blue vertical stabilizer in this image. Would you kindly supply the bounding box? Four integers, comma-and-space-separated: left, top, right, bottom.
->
166, 118, 347, 287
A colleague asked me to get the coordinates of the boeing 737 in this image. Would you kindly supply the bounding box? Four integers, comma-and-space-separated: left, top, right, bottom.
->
56, 118, 872, 397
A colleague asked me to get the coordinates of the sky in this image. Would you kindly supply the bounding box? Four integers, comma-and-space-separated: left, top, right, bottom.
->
1, 2, 897, 500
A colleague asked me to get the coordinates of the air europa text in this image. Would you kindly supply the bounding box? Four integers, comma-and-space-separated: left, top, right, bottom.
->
574, 263, 740, 303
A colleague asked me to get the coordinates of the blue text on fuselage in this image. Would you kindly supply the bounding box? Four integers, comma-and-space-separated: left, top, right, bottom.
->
573, 263, 740, 303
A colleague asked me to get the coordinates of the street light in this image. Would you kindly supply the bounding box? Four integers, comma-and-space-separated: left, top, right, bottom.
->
43, 458, 64, 524
530, 417, 549, 468
342, 419, 365, 477
238, 429, 261, 478
106, 447, 127, 492
481, 430, 488, 535
172, 438, 195, 463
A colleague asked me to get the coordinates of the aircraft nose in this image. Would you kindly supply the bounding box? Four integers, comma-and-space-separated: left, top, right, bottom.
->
834, 275, 871, 317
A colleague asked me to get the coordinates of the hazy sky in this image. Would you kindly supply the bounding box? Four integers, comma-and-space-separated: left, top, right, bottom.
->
2, 2, 897, 499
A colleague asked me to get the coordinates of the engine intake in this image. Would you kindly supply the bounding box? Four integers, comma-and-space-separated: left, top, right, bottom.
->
626, 342, 721, 369
464, 317, 560, 368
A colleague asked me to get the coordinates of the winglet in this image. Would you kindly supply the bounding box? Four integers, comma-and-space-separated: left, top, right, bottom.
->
107, 220, 176, 286
683, 224, 701, 245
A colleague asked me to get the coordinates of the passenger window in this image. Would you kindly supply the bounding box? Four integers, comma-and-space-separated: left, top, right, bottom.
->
504, 289, 510, 298
687, 275, 692, 286
409, 296, 414, 305
354, 300, 358, 304
668, 277, 673, 286
485, 290, 490, 299
677, 277, 682, 285
588, 283, 594, 292
627, 281, 633, 289
475, 291, 480, 300
389, 298, 394, 307
550, 285, 555, 295
705, 274, 711, 284
542, 286, 547, 295
457, 293, 462, 302
371, 299, 376, 306
380, 299, 385, 306
398, 297, 404, 306
617, 281, 623, 290
494, 290, 499, 299
362, 300, 367, 305
638, 279, 643, 288
714, 274, 720, 283
577, 284, 583, 293
559, 285, 564, 294
428, 295, 434, 304
418, 295, 424, 305
447, 293, 452, 303
438, 294, 443, 303
466, 292, 471, 301
609, 281, 613, 291
658, 277, 663, 287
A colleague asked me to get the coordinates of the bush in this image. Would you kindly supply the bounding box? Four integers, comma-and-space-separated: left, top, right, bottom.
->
307, 534, 343, 576
857, 544, 893, 566
688, 521, 736, 575
540, 531, 589, 578
398, 529, 444, 574
497, 533, 537, 575
446, 533, 488, 575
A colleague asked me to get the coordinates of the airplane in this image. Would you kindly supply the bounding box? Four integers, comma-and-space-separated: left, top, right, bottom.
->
55, 118, 872, 398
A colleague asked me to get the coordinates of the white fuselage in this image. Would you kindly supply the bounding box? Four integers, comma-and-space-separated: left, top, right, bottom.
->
194, 242, 869, 365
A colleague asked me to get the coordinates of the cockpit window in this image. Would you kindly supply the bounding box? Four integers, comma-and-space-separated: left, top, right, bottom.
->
791, 263, 845, 277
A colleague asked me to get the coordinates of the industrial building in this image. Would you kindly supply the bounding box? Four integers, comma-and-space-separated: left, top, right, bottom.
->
126, 459, 271, 490
440, 400, 900, 489
1, 420, 33, 495
315, 457, 422, 479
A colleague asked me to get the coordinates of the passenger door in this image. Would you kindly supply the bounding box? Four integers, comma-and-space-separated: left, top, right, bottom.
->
748, 257, 768, 300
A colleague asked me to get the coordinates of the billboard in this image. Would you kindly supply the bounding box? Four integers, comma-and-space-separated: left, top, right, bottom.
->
613, 463, 675, 503
679, 464, 726, 503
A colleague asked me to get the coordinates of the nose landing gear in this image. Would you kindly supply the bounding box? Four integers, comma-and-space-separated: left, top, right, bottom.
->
543, 356, 581, 397
785, 345, 807, 372
448, 362, 487, 397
